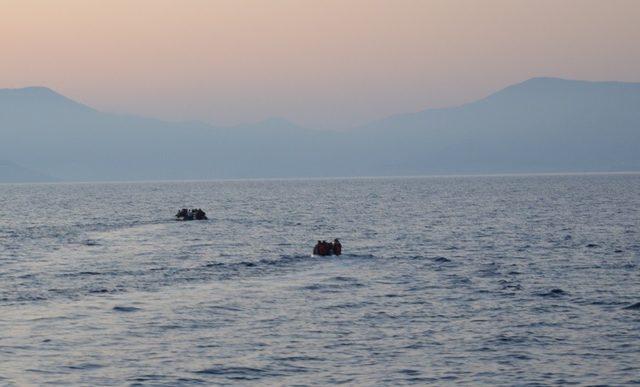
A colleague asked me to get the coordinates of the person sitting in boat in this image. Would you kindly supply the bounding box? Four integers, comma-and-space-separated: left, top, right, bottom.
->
194, 208, 207, 220
313, 240, 321, 255
333, 239, 342, 256
319, 240, 329, 256
318, 241, 327, 256
176, 208, 188, 218
323, 240, 334, 256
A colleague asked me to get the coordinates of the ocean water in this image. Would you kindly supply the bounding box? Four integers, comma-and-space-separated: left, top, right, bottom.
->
1, 174, 639, 385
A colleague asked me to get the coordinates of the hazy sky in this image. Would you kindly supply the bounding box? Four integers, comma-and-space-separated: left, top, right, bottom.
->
1, 0, 639, 129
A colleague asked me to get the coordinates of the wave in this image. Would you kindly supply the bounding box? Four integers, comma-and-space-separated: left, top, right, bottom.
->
623, 302, 640, 310
204, 253, 377, 272
112, 305, 142, 313
194, 366, 284, 380
537, 288, 568, 297
7, 218, 177, 250
3, 253, 381, 304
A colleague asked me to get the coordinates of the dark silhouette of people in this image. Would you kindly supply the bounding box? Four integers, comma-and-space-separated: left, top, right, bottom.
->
313, 239, 342, 256
194, 208, 207, 220
333, 239, 342, 256
319, 240, 328, 256
176, 208, 207, 220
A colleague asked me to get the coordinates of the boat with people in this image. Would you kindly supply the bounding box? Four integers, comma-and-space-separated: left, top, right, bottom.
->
175, 208, 208, 221
313, 239, 342, 256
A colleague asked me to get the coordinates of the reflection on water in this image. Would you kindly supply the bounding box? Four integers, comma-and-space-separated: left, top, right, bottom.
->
1, 174, 639, 385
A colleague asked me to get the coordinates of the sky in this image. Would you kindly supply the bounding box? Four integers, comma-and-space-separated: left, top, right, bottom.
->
1, 0, 639, 129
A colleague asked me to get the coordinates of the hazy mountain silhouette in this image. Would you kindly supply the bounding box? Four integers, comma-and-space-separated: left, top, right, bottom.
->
344, 77, 640, 174
1, 78, 639, 181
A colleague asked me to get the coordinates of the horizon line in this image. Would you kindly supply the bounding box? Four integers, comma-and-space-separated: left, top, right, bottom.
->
2, 170, 639, 186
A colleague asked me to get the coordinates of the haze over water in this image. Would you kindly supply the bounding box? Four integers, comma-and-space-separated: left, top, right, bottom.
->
1, 174, 639, 385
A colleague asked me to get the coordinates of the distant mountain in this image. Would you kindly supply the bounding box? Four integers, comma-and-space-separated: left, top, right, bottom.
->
1, 78, 639, 181
0, 160, 55, 183
344, 77, 640, 174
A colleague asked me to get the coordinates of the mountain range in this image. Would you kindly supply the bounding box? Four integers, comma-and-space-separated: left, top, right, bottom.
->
1, 77, 639, 182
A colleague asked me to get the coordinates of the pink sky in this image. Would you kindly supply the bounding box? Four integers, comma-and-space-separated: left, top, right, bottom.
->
2, 0, 639, 129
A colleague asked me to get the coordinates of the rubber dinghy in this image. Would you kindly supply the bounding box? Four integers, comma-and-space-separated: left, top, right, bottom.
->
313, 239, 342, 256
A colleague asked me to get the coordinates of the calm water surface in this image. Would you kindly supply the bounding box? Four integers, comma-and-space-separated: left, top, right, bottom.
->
1, 175, 639, 385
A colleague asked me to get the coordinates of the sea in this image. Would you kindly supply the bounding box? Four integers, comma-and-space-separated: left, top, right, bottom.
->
1, 174, 639, 386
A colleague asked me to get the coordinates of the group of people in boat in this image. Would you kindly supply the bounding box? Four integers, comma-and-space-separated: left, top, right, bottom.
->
174, 209, 344, 255
175, 208, 208, 220
313, 239, 342, 256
